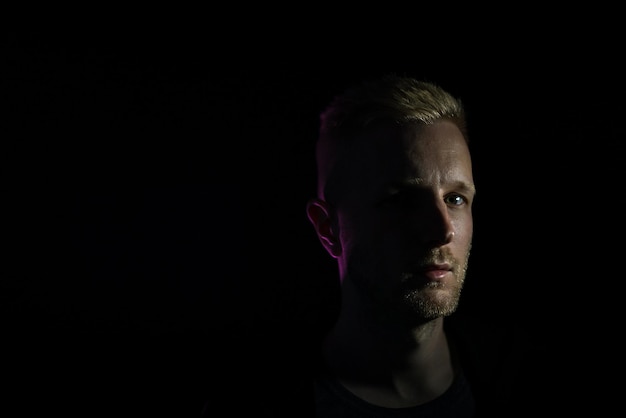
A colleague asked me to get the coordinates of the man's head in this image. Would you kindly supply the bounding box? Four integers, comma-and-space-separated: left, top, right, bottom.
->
306, 74, 475, 324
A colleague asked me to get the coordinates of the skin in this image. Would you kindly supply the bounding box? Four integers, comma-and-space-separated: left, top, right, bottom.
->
306, 120, 475, 408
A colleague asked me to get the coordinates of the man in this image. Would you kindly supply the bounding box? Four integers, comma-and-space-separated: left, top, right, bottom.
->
200, 74, 539, 418
305, 74, 529, 417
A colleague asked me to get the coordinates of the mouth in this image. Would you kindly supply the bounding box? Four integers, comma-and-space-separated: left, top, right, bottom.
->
422, 267, 451, 281
423, 263, 451, 272
404, 263, 453, 285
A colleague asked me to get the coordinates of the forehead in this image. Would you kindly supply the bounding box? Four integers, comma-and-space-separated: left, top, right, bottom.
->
354, 120, 471, 175
324, 120, 473, 203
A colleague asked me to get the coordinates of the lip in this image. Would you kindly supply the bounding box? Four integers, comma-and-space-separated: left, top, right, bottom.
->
421, 264, 452, 281
423, 269, 451, 280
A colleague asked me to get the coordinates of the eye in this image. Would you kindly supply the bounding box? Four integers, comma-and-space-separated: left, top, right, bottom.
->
445, 194, 466, 206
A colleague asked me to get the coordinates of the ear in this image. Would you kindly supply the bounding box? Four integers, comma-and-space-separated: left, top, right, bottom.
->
305, 198, 342, 258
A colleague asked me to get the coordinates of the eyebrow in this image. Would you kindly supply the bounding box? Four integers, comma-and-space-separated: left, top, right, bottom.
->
401, 178, 476, 195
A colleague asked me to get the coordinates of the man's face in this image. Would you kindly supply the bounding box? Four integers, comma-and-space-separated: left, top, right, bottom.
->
334, 120, 475, 323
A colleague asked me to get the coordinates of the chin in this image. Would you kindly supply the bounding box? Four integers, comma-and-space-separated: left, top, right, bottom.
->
403, 289, 460, 318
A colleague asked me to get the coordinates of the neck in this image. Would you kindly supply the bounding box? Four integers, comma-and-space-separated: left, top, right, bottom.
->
324, 310, 448, 374
321, 285, 456, 407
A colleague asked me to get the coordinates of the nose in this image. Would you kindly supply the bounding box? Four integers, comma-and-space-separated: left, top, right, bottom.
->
422, 199, 455, 247
443, 229, 455, 244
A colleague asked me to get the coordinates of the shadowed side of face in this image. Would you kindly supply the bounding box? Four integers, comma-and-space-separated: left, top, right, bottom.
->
331, 120, 475, 323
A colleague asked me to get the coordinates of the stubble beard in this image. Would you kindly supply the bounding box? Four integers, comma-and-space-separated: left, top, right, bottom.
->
402, 270, 465, 319
402, 252, 470, 320
349, 248, 471, 325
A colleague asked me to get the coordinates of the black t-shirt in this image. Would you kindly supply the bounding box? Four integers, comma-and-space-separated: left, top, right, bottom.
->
311, 313, 542, 418
200, 313, 545, 418
314, 369, 475, 418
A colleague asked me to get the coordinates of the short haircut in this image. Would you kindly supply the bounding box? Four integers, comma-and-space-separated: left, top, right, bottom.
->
315, 74, 468, 201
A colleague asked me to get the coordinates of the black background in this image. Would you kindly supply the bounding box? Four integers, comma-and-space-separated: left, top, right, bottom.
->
3, 28, 624, 416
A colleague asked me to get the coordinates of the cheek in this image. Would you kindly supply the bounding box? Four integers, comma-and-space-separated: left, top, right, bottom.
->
338, 212, 395, 264
453, 218, 473, 246
338, 220, 381, 257
336, 207, 382, 239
